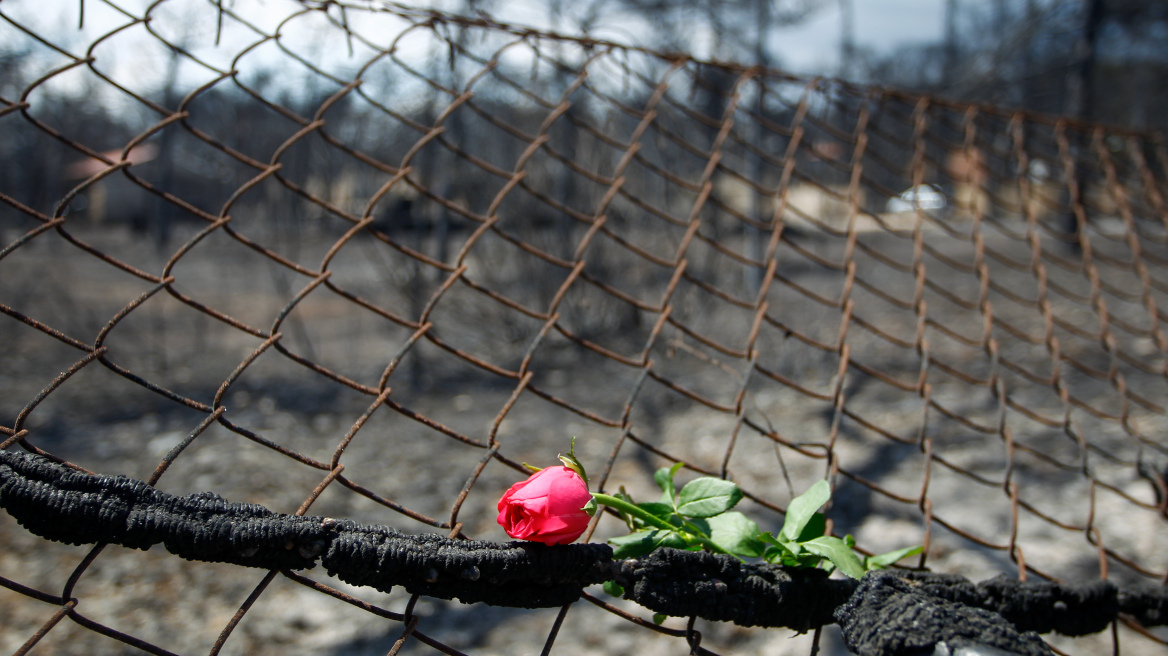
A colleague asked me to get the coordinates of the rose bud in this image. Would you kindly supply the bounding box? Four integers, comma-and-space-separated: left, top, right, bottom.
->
496, 465, 592, 545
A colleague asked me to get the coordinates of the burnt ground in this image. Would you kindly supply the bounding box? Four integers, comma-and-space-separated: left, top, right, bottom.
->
2, 217, 1167, 656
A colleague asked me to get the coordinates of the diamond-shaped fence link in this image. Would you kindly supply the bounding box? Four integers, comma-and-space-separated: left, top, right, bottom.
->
1, 1, 1166, 654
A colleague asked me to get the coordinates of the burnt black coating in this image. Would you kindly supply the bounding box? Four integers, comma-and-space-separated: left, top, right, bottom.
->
2, 449, 1165, 637
835, 571, 1053, 656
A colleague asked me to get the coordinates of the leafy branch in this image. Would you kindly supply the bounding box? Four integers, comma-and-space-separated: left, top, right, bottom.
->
596, 467, 922, 589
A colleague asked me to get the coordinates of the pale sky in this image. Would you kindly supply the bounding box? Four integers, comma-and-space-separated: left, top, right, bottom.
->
484, 0, 950, 76
771, 0, 948, 74
2, 0, 952, 103
4, 0, 950, 74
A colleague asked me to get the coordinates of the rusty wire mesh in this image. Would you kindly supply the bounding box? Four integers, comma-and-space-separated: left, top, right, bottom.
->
1, 0, 1167, 654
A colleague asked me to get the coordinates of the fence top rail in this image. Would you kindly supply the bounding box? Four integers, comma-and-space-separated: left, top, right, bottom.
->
1, 1, 1166, 655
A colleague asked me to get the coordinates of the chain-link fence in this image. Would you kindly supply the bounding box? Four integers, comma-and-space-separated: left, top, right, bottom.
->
1, 1, 1166, 654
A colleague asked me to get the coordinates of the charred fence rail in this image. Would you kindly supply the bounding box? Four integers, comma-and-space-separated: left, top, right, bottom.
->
2, 449, 1166, 656
3, 0, 1168, 654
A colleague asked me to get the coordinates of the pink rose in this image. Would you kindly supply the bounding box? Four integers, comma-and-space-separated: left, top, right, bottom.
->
496, 466, 592, 545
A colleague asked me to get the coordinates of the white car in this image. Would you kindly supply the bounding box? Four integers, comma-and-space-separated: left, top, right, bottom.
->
886, 185, 947, 213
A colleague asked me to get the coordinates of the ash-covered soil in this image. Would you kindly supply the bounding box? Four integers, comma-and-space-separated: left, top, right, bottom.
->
2, 218, 1167, 656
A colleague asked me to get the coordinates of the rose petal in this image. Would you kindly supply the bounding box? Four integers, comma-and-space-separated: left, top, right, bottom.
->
496, 466, 592, 545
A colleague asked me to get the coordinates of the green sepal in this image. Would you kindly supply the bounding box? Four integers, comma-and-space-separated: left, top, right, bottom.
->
652, 613, 668, 625
581, 496, 598, 517
558, 436, 589, 485
602, 580, 625, 598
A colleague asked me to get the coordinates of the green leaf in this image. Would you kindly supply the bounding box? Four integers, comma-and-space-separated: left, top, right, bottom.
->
603, 580, 625, 598
801, 536, 866, 580
780, 480, 831, 542
865, 545, 924, 570
797, 552, 822, 568
763, 544, 785, 563
608, 529, 686, 559
608, 530, 657, 558
758, 531, 782, 547
776, 551, 807, 567
795, 513, 827, 542
636, 501, 676, 521
653, 613, 668, 625
683, 517, 711, 537
760, 533, 802, 563
706, 512, 766, 558
654, 463, 684, 505
765, 544, 804, 566
675, 478, 743, 518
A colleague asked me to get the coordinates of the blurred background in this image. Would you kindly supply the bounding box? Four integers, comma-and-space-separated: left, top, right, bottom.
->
6, 0, 1167, 244
2, 1, 1167, 655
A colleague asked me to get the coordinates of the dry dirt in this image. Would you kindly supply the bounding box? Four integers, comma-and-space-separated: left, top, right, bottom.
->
2, 216, 1167, 655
